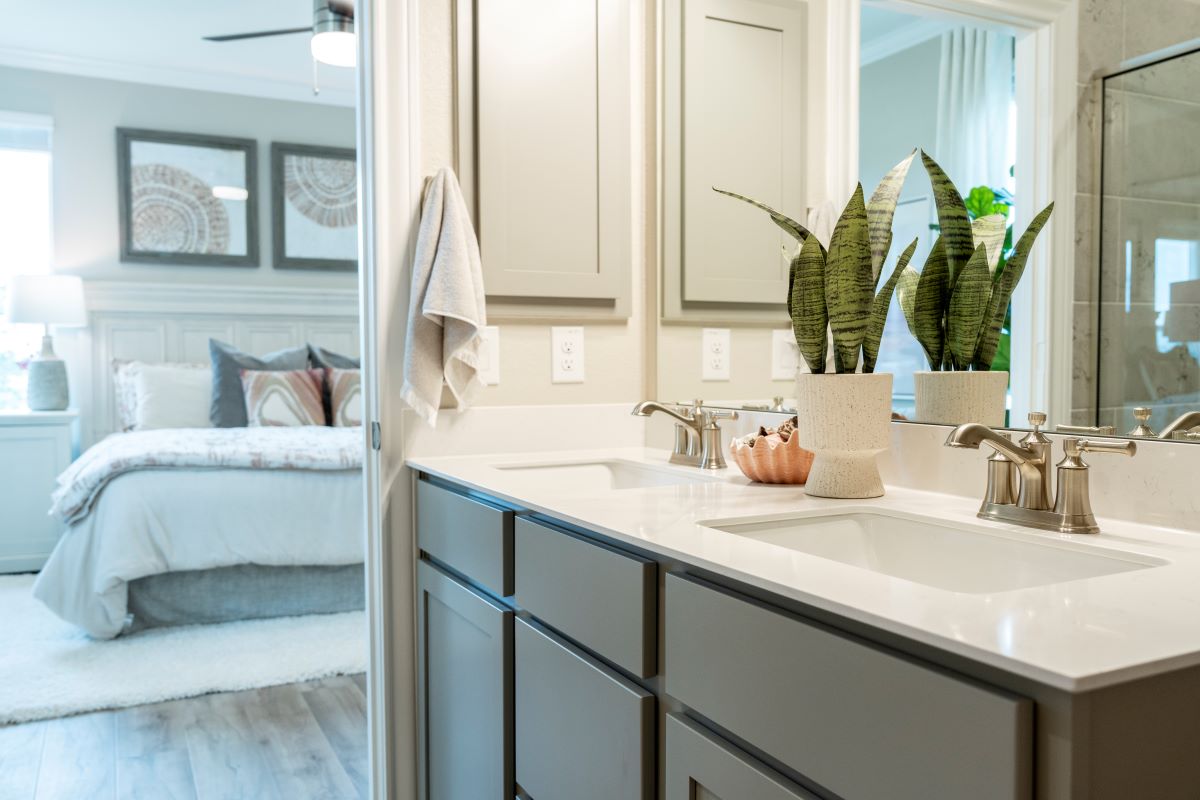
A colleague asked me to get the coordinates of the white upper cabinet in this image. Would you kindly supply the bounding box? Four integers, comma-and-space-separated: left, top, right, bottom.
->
665, 0, 807, 308
473, 0, 632, 304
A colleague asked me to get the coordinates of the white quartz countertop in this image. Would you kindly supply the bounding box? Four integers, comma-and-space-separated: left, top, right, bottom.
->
407, 447, 1200, 693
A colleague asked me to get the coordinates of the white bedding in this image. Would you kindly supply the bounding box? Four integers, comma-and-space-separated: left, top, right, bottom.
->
34, 467, 364, 639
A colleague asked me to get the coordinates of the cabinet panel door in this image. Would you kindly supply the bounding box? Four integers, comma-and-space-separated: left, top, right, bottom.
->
417, 560, 513, 800
417, 479, 514, 597
673, 0, 806, 305
476, 0, 631, 301
665, 713, 819, 800
0, 424, 70, 572
514, 618, 654, 800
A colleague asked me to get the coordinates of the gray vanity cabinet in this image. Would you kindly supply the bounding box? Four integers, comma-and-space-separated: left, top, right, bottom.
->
514, 618, 655, 800
665, 713, 819, 800
416, 560, 513, 800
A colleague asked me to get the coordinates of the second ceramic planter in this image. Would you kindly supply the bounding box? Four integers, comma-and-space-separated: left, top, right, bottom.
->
794, 372, 893, 499
913, 370, 1008, 427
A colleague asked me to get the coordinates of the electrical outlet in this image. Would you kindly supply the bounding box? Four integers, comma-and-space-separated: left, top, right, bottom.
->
551, 326, 585, 383
771, 329, 801, 380
702, 328, 731, 381
477, 326, 501, 385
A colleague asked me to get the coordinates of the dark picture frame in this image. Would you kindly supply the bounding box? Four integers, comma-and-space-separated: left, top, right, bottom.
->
116, 128, 259, 267
270, 142, 358, 272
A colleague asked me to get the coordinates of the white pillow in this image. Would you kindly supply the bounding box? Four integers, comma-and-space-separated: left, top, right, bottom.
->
112, 360, 206, 431
132, 364, 213, 430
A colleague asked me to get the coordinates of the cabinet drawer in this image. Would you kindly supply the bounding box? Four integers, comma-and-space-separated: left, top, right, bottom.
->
515, 618, 654, 800
665, 713, 818, 800
514, 517, 656, 677
665, 574, 1032, 800
417, 479, 513, 596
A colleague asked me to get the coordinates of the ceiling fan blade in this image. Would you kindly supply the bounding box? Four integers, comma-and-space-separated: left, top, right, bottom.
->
203, 27, 311, 42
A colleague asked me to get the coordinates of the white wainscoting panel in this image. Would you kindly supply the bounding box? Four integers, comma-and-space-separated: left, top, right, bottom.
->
77, 281, 360, 447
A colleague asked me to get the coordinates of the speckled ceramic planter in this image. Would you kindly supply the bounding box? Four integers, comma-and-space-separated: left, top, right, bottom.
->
913, 370, 1008, 427
794, 372, 892, 499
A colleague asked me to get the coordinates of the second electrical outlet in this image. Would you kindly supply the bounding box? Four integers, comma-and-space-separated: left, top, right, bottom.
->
551, 326, 585, 383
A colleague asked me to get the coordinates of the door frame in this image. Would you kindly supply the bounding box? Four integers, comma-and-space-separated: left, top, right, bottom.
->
357, 0, 422, 798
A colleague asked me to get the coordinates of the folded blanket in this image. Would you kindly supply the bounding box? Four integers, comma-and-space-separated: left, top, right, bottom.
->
52, 427, 363, 524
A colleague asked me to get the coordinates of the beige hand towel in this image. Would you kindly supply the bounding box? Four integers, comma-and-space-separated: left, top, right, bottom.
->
401, 167, 488, 426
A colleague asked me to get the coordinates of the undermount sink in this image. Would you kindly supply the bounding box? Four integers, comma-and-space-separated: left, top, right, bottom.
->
702, 509, 1166, 594
494, 459, 716, 490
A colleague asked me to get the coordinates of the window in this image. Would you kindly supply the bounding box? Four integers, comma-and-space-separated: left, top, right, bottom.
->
0, 112, 54, 409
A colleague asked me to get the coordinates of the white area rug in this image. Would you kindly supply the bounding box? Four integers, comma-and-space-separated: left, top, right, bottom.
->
0, 574, 367, 724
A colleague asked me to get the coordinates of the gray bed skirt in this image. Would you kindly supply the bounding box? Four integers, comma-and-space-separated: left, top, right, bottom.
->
125, 563, 365, 634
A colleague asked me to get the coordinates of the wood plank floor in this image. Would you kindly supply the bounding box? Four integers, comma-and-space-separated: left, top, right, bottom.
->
0, 674, 369, 800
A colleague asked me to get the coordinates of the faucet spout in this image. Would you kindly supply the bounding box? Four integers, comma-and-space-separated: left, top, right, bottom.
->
945, 422, 1052, 510
631, 400, 698, 429
1159, 411, 1200, 438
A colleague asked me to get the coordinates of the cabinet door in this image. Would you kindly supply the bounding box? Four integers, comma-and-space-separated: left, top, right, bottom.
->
0, 423, 71, 573
665, 714, 819, 800
417, 560, 513, 800
514, 618, 654, 800
665, 0, 806, 307
474, 0, 631, 302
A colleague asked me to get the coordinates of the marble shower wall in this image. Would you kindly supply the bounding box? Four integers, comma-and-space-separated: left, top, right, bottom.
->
1073, 0, 1200, 428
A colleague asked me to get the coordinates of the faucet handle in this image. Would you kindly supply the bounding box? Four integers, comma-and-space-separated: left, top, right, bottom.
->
1128, 407, 1156, 437
1028, 411, 1047, 430
705, 408, 739, 422
1066, 438, 1137, 459
1056, 423, 1116, 435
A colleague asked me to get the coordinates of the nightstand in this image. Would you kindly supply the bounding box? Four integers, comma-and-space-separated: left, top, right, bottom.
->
0, 410, 79, 573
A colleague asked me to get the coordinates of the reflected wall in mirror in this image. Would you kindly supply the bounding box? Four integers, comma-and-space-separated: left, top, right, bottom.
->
1098, 47, 1200, 440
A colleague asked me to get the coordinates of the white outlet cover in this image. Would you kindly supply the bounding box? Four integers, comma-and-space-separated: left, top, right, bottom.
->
477, 326, 501, 385
551, 326, 585, 383
771, 329, 801, 381
702, 328, 731, 381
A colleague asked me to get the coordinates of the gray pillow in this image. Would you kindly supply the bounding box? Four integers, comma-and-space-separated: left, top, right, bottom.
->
209, 339, 311, 427
309, 344, 360, 369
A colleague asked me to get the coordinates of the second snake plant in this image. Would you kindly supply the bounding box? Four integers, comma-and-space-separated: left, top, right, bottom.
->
714, 150, 921, 375
897, 151, 1055, 371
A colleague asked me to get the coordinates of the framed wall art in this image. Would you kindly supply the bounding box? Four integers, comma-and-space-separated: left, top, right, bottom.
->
271, 142, 358, 272
117, 128, 259, 267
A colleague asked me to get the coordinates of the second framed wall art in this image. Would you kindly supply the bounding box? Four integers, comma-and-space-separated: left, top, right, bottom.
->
271, 142, 358, 272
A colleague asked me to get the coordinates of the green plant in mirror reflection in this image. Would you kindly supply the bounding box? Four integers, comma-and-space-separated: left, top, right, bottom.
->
714, 150, 920, 375
896, 151, 1054, 372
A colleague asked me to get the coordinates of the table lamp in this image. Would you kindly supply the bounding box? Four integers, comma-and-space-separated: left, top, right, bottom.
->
4, 274, 87, 411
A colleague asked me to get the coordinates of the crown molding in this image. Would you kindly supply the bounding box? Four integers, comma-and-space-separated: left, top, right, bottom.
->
861, 17, 951, 66
0, 45, 354, 108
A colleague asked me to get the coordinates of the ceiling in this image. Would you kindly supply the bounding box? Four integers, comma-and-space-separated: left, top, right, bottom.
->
0, 0, 355, 107
861, 4, 954, 67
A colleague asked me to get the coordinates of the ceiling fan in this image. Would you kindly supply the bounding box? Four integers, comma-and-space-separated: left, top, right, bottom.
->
203, 0, 356, 68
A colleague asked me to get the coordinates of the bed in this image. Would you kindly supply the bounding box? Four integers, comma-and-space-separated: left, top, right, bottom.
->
33, 426, 365, 639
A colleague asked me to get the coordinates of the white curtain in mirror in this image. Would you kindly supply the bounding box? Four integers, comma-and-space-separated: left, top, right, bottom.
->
934, 28, 1013, 191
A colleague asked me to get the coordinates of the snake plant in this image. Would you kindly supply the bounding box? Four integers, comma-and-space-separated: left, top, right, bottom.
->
715, 150, 920, 374
896, 151, 1054, 371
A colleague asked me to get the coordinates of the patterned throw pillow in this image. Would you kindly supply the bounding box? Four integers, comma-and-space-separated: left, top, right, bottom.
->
240, 369, 326, 427
326, 368, 362, 427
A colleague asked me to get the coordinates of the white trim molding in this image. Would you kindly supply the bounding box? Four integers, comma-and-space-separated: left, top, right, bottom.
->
0, 46, 355, 108
84, 280, 359, 318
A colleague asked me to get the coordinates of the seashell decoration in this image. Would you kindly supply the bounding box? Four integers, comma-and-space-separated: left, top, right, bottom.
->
729, 416, 814, 484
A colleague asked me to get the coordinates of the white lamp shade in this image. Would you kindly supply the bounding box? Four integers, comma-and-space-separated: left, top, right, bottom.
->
5, 274, 87, 327
311, 30, 356, 67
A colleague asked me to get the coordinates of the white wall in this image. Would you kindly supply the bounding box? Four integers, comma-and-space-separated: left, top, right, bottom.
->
0, 64, 357, 288
859, 38, 941, 198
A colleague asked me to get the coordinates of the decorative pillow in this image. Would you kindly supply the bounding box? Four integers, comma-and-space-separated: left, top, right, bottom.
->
209, 339, 310, 428
241, 369, 326, 427
132, 364, 214, 431
112, 360, 208, 431
308, 344, 360, 370
326, 368, 362, 427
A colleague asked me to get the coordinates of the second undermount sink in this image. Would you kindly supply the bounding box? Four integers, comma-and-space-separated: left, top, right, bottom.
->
702, 509, 1167, 594
494, 459, 717, 491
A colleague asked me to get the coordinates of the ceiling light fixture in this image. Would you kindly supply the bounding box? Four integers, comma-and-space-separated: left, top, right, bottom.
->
310, 0, 356, 68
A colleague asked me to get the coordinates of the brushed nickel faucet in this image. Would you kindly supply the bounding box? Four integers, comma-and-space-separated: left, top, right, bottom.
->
1159, 410, 1200, 439
632, 400, 737, 470
946, 412, 1136, 534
